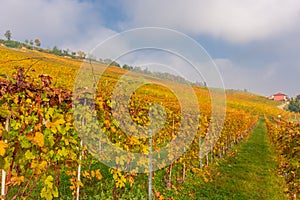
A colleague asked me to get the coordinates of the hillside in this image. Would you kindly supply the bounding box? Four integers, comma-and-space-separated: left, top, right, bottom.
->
0, 46, 296, 200
0, 46, 288, 117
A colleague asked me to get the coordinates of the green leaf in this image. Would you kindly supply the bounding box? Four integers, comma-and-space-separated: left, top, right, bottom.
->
40, 175, 58, 200
57, 147, 68, 158
45, 128, 55, 146
25, 150, 35, 160
19, 136, 31, 149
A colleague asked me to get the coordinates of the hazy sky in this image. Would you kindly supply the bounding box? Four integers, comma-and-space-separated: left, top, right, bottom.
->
0, 0, 300, 96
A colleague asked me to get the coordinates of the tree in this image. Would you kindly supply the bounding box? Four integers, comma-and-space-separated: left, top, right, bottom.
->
102, 58, 120, 67
52, 46, 62, 56
77, 50, 86, 59
103, 58, 112, 64
34, 38, 41, 47
122, 64, 133, 70
29, 40, 33, 45
110, 61, 120, 67
71, 52, 76, 58
63, 50, 68, 56
25, 39, 29, 44
287, 99, 300, 113
4, 30, 11, 40
133, 66, 142, 72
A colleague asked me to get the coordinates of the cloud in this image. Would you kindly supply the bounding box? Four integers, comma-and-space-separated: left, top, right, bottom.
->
0, 0, 299, 96
215, 58, 300, 96
0, 0, 116, 52
121, 0, 300, 44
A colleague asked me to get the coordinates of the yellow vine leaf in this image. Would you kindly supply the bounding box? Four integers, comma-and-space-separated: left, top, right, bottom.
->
54, 118, 65, 126
25, 150, 35, 160
0, 140, 8, 156
116, 178, 126, 188
0, 125, 3, 136
69, 178, 76, 190
95, 169, 102, 180
40, 175, 58, 200
203, 176, 209, 183
158, 195, 164, 200
10, 175, 25, 186
39, 161, 47, 169
128, 176, 134, 186
34, 132, 44, 147
82, 171, 90, 178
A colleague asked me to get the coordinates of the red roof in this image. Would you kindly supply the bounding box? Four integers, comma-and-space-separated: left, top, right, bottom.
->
273, 93, 287, 96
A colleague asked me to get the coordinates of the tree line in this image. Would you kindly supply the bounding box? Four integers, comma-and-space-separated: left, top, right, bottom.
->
1, 30, 87, 59
1, 30, 206, 86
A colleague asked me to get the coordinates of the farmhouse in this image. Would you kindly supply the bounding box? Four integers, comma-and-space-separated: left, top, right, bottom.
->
271, 93, 288, 101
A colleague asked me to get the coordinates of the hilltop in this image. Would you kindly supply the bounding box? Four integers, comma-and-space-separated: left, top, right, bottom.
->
0, 45, 287, 118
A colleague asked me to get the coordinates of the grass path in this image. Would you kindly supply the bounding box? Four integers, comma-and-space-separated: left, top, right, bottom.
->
196, 118, 287, 199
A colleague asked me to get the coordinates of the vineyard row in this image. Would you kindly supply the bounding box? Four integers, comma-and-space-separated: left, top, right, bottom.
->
0, 68, 258, 199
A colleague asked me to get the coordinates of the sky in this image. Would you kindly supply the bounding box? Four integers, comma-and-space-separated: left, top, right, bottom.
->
0, 0, 300, 97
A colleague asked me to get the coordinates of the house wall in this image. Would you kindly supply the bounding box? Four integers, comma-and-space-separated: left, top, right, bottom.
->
274, 95, 285, 101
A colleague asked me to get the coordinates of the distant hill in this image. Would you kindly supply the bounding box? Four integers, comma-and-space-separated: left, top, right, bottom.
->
0, 45, 290, 118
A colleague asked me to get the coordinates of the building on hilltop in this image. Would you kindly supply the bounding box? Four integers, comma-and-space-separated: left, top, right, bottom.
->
270, 93, 288, 101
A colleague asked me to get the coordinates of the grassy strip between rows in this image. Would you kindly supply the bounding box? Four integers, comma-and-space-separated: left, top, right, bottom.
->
177, 118, 287, 200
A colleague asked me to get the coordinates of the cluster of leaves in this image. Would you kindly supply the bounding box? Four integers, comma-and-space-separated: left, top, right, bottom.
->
265, 117, 300, 199
0, 68, 103, 199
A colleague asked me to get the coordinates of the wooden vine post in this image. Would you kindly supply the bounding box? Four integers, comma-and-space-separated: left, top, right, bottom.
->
76, 96, 87, 200
148, 103, 153, 200
1, 118, 9, 200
